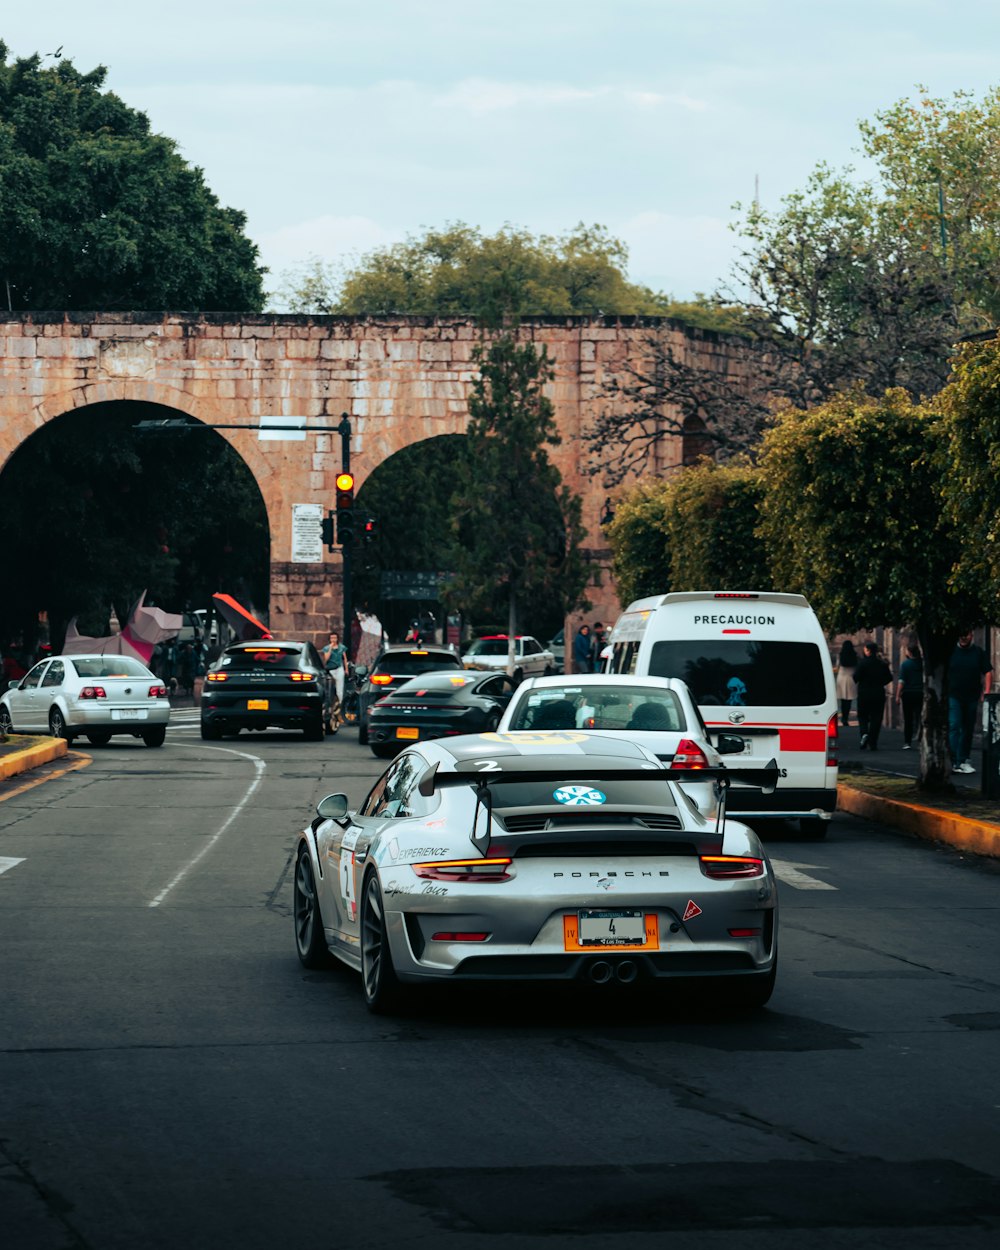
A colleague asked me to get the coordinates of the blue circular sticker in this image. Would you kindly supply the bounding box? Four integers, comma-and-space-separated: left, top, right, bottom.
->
553, 785, 607, 806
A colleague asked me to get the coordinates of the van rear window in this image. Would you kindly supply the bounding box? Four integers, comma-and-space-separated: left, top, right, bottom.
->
649, 640, 827, 707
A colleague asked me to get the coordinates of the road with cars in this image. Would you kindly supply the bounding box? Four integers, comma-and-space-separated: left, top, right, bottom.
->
2, 713, 999, 1249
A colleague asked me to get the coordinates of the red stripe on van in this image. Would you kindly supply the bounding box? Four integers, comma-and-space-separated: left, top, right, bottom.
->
779, 728, 826, 752
722, 629, 751, 634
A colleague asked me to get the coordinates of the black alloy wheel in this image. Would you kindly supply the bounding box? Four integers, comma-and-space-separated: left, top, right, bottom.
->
294, 848, 331, 968
0, 707, 13, 736
360, 872, 405, 1013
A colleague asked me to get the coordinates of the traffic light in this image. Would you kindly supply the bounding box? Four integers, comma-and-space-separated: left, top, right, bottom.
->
320, 512, 336, 552
362, 517, 378, 540
335, 471, 355, 545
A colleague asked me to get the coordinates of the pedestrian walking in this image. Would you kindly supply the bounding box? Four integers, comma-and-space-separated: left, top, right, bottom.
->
835, 639, 858, 729
321, 630, 349, 731
948, 629, 992, 774
572, 624, 593, 674
895, 644, 923, 750
591, 621, 607, 671
854, 640, 892, 750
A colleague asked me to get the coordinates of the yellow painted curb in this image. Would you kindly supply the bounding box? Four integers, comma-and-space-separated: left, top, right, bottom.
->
838, 783, 1000, 858
0, 737, 68, 781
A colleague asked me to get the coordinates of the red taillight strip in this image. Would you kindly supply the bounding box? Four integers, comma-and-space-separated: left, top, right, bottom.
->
699, 855, 765, 879
411, 857, 513, 882
430, 932, 490, 942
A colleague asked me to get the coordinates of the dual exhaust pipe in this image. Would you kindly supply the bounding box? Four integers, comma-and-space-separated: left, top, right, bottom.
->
587, 959, 638, 985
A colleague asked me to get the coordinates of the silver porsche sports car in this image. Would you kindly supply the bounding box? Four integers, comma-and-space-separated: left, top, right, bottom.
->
293, 731, 779, 1013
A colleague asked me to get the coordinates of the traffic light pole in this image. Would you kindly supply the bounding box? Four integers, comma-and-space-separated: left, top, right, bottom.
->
337, 414, 353, 651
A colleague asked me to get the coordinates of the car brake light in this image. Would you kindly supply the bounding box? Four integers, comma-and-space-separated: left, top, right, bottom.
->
728, 928, 762, 937
289, 671, 312, 682
79, 686, 107, 700
430, 932, 490, 942
411, 857, 513, 882
370, 674, 393, 686
826, 713, 838, 767
206, 672, 228, 683
671, 738, 708, 769
713, 592, 759, 599
148, 685, 168, 698
700, 855, 765, 879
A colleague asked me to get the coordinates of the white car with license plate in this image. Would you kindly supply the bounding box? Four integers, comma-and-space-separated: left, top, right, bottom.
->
0, 653, 170, 747
293, 732, 779, 1013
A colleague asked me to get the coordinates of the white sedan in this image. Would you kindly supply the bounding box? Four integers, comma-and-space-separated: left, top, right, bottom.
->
462, 634, 557, 682
0, 653, 171, 747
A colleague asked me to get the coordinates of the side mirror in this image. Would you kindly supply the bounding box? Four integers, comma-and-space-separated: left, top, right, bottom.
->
316, 792, 350, 821
716, 733, 746, 756
7, 679, 20, 691
353, 663, 368, 679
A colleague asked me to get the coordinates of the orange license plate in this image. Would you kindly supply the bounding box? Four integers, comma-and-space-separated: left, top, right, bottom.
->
247, 699, 269, 711
563, 912, 658, 952
395, 726, 419, 740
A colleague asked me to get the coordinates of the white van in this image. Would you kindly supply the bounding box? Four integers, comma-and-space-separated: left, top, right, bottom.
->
607, 591, 837, 836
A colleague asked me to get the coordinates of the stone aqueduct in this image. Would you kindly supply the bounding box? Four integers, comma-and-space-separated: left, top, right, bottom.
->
0, 312, 732, 641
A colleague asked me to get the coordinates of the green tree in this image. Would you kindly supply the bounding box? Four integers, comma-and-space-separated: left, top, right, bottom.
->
277, 222, 666, 322
449, 333, 589, 668
757, 388, 981, 789
606, 462, 769, 607
939, 334, 1000, 608
0, 45, 264, 310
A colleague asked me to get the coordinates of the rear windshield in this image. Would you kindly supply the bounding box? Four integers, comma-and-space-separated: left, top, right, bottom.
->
492, 779, 677, 812
508, 687, 685, 733
222, 647, 303, 671
71, 657, 152, 678
649, 640, 827, 707
393, 674, 477, 695
376, 653, 460, 676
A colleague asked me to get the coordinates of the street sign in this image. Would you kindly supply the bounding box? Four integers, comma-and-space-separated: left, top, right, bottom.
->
259, 416, 307, 441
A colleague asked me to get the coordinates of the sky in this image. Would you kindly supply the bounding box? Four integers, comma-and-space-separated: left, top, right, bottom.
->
4, 1, 1000, 305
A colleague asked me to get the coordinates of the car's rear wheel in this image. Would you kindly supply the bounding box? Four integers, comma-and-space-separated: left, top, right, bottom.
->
303, 714, 324, 742
48, 708, 72, 742
361, 872, 406, 1014
485, 712, 501, 732
799, 816, 828, 839
142, 726, 166, 748
200, 721, 221, 741
0, 707, 13, 736
294, 848, 331, 969
358, 720, 369, 745
86, 730, 112, 746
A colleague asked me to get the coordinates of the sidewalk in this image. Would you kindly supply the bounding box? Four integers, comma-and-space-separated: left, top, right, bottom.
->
836, 720, 1000, 858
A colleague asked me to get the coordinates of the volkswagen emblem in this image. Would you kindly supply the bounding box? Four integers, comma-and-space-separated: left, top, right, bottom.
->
728, 710, 746, 724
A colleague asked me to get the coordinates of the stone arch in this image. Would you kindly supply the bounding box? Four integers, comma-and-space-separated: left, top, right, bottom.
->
681, 414, 714, 466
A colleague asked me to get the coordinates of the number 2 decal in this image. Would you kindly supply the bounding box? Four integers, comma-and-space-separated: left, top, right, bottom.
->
472, 759, 501, 771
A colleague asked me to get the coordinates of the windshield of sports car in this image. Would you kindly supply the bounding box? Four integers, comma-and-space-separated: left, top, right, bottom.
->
507, 686, 685, 732
70, 657, 153, 678
491, 778, 679, 813
221, 647, 303, 671
648, 640, 827, 706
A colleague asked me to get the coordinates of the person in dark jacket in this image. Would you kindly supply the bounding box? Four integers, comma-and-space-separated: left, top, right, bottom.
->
894, 645, 923, 750
572, 624, 593, 673
854, 641, 892, 750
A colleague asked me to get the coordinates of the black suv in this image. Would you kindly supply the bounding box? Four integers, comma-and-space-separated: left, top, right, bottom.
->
357, 644, 462, 744
201, 640, 333, 740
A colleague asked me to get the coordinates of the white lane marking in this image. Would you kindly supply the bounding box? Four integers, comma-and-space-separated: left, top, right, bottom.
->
0, 856, 26, 876
771, 859, 838, 891
148, 745, 266, 908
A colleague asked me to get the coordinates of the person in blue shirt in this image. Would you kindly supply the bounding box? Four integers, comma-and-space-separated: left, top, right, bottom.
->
573, 624, 593, 673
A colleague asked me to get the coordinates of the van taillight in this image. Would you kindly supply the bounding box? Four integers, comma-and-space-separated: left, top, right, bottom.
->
827, 713, 838, 767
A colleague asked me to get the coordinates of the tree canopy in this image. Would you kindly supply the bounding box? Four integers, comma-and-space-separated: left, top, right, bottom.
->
275, 222, 732, 326
0, 44, 265, 310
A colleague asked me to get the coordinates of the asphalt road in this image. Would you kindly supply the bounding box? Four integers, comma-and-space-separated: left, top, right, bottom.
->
1, 711, 999, 1250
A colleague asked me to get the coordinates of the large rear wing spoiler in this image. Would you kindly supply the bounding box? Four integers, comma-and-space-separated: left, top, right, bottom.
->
417, 760, 779, 854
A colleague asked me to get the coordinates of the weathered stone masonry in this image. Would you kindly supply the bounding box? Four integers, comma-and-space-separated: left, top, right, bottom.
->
0, 312, 738, 640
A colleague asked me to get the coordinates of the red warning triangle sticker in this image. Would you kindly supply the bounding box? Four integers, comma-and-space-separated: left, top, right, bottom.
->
682, 900, 702, 921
